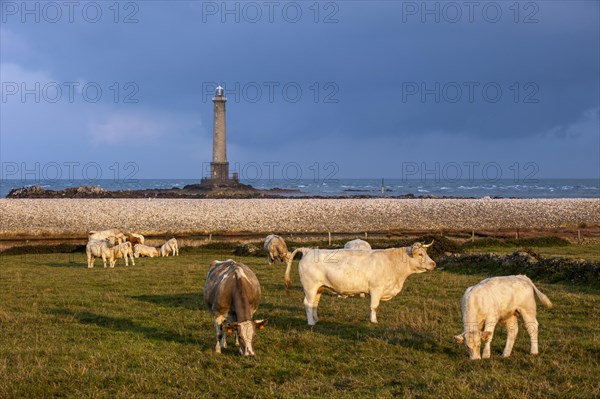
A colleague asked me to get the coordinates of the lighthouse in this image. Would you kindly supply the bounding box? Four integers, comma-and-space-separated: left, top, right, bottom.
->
201, 85, 239, 186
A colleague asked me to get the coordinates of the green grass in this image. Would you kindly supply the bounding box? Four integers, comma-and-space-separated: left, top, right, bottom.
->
1, 249, 599, 398
463, 244, 600, 262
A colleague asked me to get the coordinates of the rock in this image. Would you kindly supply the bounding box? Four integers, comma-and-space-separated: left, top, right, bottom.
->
7, 185, 46, 198
233, 243, 261, 257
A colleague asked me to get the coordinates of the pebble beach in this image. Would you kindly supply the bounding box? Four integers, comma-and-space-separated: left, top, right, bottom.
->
1, 198, 598, 238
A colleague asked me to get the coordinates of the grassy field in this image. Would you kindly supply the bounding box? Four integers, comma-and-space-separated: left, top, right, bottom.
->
1, 246, 599, 398
464, 244, 600, 262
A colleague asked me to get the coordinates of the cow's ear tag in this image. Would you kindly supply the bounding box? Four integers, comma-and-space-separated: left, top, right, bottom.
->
225, 323, 238, 333
255, 319, 268, 330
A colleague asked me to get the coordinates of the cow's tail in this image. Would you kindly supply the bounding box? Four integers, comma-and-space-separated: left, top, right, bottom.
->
285, 248, 308, 295
520, 275, 553, 309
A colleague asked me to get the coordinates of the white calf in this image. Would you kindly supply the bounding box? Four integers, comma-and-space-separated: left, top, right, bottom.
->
160, 238, 179, 257
133, 244, 160, 258
86, 239, 116, 268
454, 275, 553, 360
113, 242, 135, 266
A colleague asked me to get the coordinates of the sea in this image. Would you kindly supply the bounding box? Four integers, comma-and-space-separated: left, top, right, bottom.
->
1, 178, 598, 199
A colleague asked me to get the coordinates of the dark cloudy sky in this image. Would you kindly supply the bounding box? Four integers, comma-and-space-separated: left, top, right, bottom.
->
1, 1, 598, 181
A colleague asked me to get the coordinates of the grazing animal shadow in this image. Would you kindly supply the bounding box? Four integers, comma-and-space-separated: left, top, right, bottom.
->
45, 262, 86, 268
259, 302, 304, 314
47, 308, 201, 346
131, 293, 201, 310
385, 327, 456, 357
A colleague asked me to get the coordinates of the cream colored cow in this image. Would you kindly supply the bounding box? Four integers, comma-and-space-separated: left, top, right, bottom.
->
454, 275, 553, 360
86, 239, 116, 268
89, 229, 126, 244
113, 242, 135, 266
134, 244, 160, 258
160, 238, 179, 257
285, 242, 436, 325
344, 239, 372, 251
125, 232, 145, 246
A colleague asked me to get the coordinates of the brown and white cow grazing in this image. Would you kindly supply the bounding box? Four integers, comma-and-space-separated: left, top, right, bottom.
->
453, 275, 553, 360
285, 241, 436, 325
204, 260, 267, 356
264, 234, 289, 265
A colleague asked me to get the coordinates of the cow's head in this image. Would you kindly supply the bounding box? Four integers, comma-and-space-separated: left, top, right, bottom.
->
407, 241, 436, 272
225, 319, 268, 356
453, 330, 492, 360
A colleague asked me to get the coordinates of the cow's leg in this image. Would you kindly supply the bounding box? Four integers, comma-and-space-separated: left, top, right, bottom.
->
102, 254, 107, 268
235, 332, 240, 347
87, 254, 93, 268
130, 252, 135, 266
481, 319, 497, 359
312, 289, 323, 323
369, 292, 381, 323
520, 310, 539, 355
303, 296, 315, 325
503, 315, 519, 357
303, 287, 321, 325
214, 317, 226, 353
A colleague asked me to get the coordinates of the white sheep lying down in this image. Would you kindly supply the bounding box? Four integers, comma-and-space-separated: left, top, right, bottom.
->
133, 244, 160, 258
160, 238, 179, 257
86, 239, 116, 268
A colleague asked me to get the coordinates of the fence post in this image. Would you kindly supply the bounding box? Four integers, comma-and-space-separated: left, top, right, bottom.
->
328, 232, 332, 246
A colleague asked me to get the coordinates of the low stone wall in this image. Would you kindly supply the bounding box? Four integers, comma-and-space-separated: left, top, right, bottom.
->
1, 198, 598, 238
